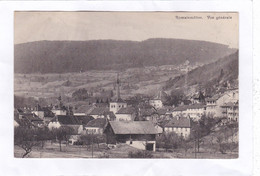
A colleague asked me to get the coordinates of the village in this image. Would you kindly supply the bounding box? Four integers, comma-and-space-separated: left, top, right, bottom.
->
14, 73, 239, 158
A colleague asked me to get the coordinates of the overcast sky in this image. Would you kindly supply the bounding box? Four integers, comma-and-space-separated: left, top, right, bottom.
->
14, 12, 238, 48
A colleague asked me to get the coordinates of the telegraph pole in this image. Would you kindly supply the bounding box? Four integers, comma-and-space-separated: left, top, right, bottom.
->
91, 131, 94, 158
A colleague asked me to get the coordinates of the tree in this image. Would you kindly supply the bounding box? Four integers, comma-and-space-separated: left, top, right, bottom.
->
72, 88, 89, 101
156, 132, 182, 152
52, 126, 74, 151
181, 140, 192, 156
164, 89, 185, 107
14, 126, 41, 158
35, 127, 54, 149
94, 134, 106, 149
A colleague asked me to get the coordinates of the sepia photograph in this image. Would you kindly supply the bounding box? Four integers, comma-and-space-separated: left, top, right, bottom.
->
14, 11, 239, 159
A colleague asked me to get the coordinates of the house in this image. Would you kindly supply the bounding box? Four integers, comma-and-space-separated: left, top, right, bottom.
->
31, 104, 44, 119
172, 105, 188, 117
75, 115, 94, 126
190, 91, 205, 104
139, 108, 158, 124
104, 121, 158, 151
171, 104, 205, 121
85, 118, 108, 134
221, 102, 239, 121
88, 107, 110, 119
185, 104, 206, 121
149, 90, 168, 109
103, 111, 116, 121
41, 106, 55, 124
48, 115, 84, 134
164, 116, 191, 139
157, 107, 174, 119
15, 111, 45, 128
51, 106, 67, 116
206, 89, 239, 118
115, 107, 136, 121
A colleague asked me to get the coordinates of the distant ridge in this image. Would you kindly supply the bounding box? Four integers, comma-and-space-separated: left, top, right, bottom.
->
14, 38, 236, 74
164, 51, 238, 90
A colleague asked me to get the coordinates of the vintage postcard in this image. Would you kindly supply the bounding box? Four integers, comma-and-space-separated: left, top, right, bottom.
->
14, 11, 239, 159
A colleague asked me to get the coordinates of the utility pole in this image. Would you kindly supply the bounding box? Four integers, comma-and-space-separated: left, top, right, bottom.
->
91, 131, 94, 158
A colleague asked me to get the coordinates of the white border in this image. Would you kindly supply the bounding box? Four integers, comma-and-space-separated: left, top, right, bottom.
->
0, 1, 253, 176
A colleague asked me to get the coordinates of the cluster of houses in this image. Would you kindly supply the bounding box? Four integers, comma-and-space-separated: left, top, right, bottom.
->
14, 75, 238, 152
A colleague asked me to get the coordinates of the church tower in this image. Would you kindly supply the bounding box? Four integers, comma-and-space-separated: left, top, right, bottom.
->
109, 73, 127, 114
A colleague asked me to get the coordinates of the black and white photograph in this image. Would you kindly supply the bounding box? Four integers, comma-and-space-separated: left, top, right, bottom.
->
13, 11, 239, 159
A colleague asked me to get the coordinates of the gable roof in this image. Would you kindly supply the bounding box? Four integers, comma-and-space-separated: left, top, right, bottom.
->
51, 115, 81, 125
88, 107, 109, 116
85, 118, 107, 128
110, 97, 126, 103
42, 107, 55, 117
109, 121, 158, 135
19, 113, 43, 122
116, 107, 136, 114
74, 105, 93, 114
164, 116, 191, 128
75, 115, 94, 125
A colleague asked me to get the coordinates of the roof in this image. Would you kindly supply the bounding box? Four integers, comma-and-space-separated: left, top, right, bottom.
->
42, 107, 55, 117
86, 118, 107, 128
51, 115, 81, 125
206, 94, 224, 101
88, 107, 109, 115
74, 105, 93, 114
19, 113, 43, 122
164, 116, 191, 128
75, 115, 94, 125
110, 97, 126, 103
221, 102, 239, 108
109, 121, 158, 135
173, 105, 189, 112
116, 107, 136, 114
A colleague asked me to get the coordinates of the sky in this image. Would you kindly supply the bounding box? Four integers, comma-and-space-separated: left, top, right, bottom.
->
14, 12, 238, 48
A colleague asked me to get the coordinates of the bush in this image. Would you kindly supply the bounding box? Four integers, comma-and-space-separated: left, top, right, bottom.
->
128, 150, 153, 158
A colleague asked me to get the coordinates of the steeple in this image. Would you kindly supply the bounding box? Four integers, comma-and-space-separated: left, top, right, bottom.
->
116, 73, 120, 101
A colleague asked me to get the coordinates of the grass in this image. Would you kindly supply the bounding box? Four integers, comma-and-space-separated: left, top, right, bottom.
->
14, 141, 238, 159
14, 67, 182, 103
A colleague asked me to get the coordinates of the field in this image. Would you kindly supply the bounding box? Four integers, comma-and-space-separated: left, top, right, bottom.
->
14, 142, 238, 159
14, 66, 185, 103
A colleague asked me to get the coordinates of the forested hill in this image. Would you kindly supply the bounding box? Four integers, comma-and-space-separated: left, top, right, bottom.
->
14, 38, 236, 74
164, 51, 238, 91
